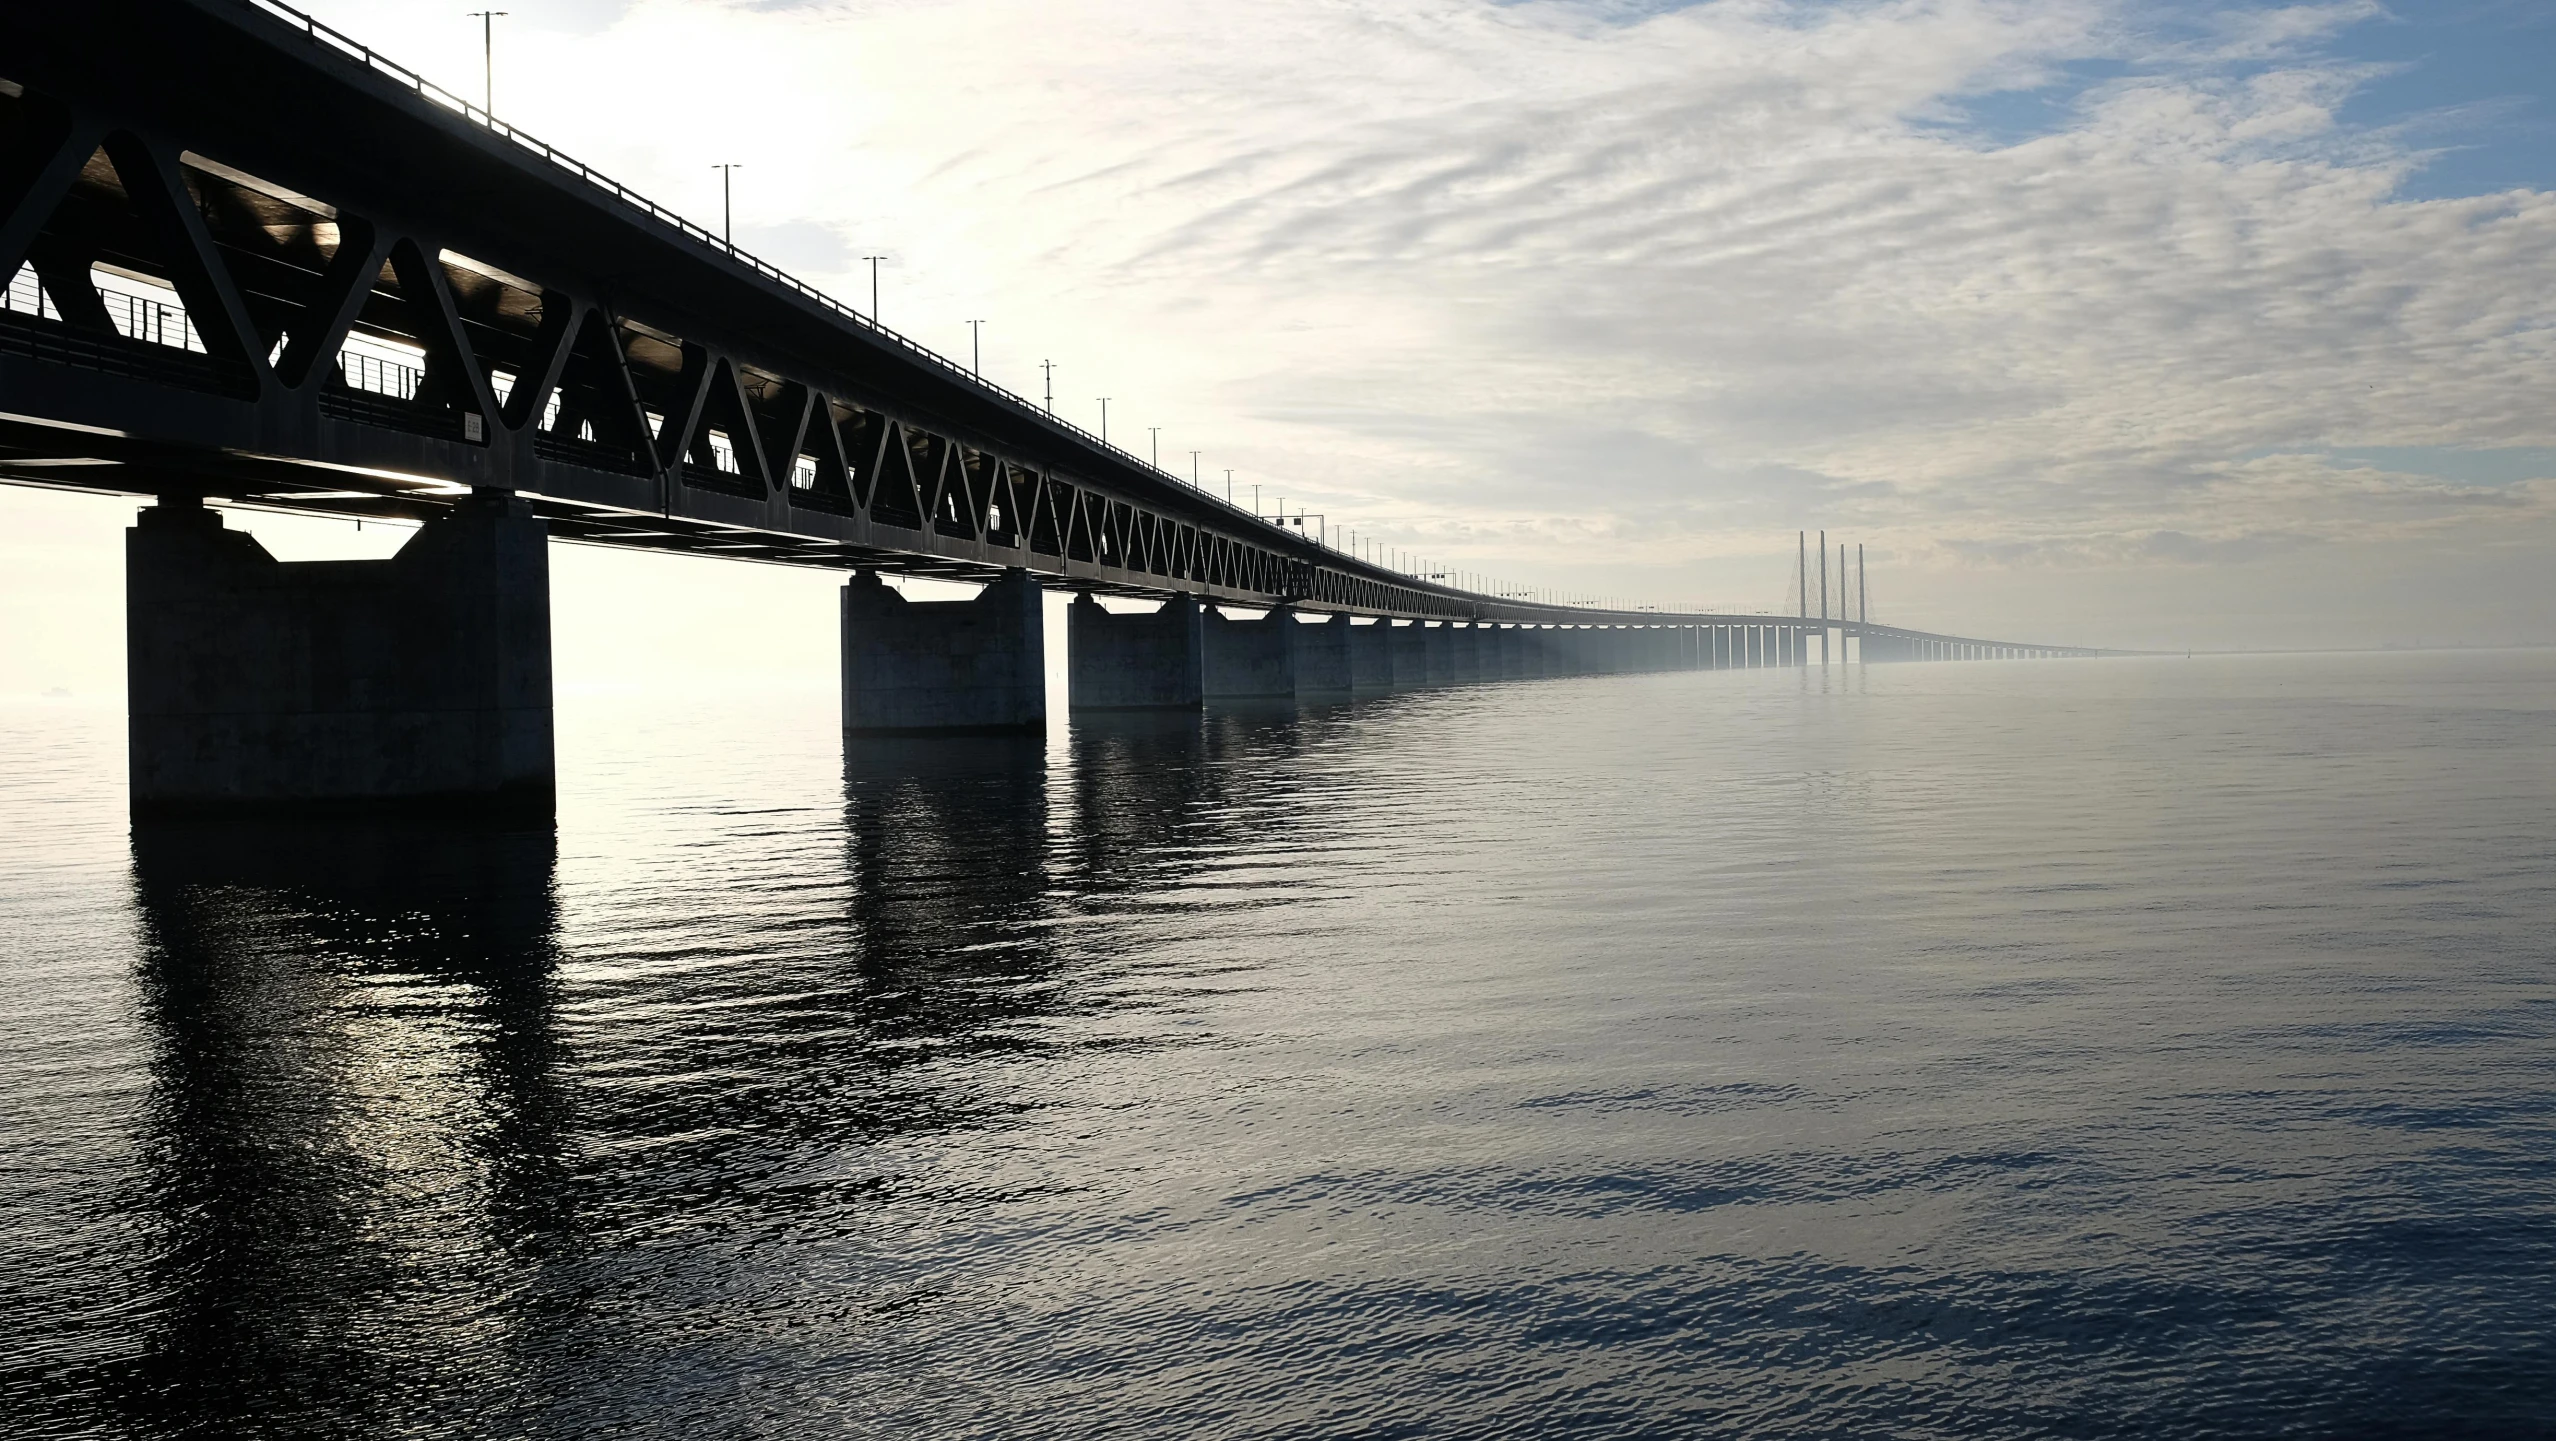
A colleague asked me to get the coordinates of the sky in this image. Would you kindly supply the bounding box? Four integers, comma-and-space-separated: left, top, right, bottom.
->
5, 0, 2554, 695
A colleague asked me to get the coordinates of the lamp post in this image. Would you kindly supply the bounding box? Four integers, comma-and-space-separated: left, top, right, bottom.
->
1149, 427, 1161, 469
466, 11, 507, 115
1039, 359, 1054, 412
966, 319, 983, 376
862, 255, 886, 323
712, 163, 741, 248
1096, 398, 1109, 444
1189, 451, 1201, 488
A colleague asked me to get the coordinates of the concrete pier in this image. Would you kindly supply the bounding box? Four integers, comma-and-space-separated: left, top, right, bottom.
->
1202, 605, 1300, 699
1390, 621, 1431, 687
126, 492, 553, 815
1349, 619, 1397, 692
842, 568, 1046, 734
1431, 624, 1481, 686
1069, 592, 1204, 710
1293, 612, 1355, 696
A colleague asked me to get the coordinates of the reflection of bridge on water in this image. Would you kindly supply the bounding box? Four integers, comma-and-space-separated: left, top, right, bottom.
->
104, 717, 1299, 1433
0, 0, 2103, 816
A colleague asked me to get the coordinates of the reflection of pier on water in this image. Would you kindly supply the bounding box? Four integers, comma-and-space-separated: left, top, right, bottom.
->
104, 715, 1328, 1434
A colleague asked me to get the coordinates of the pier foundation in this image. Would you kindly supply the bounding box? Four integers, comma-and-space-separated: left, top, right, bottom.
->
1202, 605, 1300, 699
1069, 592, 1204, 710
1349, 619, 1398, 692
1390, 621, 1431, 687
125, 492, 553, 815
1292, 612, 1355, 697
841, 568, 1046, 734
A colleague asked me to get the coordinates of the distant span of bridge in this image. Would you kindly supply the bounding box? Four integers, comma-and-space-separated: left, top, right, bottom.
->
0, 0, 2107, 815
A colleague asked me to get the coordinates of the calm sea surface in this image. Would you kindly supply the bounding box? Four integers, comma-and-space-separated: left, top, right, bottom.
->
3, 650, 2553, 1439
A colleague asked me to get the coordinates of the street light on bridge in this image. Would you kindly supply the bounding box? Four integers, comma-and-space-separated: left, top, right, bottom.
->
466, 11, 506, 115
711, 163, 741, 248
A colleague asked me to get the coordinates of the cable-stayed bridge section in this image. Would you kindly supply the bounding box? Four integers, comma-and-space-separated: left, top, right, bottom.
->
0, 0, 2098, 816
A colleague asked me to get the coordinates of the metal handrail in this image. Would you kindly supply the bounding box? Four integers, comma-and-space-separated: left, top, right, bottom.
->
338, 349, 418, 399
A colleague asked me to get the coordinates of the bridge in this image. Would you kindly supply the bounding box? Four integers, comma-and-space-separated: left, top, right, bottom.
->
0, 0, 2100, 816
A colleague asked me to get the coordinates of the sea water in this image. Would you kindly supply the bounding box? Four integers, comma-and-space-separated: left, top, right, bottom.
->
3, 650, 2552, 1438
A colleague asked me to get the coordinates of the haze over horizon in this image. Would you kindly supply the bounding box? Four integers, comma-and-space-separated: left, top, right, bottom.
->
4, 0, 2551, 694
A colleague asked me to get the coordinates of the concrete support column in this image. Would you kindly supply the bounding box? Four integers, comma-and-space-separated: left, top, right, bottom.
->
1436, 622, 1464, 685
1423, 624, 1460, 686
1069, 592, 1204, 710
1202, 604, 1300, 699
1349, 619, 1398, 691
126, 492, 554, 815
842, 568, 1046, 734
1390, 621, 1431, 685
1449, 624, 1485, 685
1291, 611, 1354, 697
